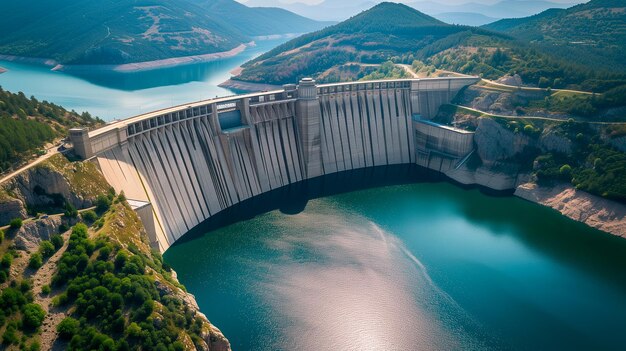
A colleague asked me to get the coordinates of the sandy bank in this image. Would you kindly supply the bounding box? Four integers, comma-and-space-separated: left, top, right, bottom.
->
219, 79, 281, 93
0, 54, 57, 66
515, 182, 626, 238
53, 44, 250, 73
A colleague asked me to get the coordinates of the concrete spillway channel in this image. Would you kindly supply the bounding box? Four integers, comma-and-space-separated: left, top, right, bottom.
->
69, 77, 479, 252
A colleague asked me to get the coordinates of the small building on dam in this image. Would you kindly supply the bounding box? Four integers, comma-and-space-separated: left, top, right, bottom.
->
70, 77, 479, 252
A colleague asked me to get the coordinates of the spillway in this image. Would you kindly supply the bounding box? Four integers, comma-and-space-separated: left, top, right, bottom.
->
69, 77, 479, 251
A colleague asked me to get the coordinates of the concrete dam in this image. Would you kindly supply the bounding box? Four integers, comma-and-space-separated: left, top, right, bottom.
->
69, 77, 479, 252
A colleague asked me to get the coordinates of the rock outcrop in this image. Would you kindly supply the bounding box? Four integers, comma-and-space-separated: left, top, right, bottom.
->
539, 129, 572, 154
515, 182, 626, 237
154, 275, 231, 351
13, 217, 63, 251
610, 136, 626, 153
0, 195, 27, 225
474, 117, 530, 164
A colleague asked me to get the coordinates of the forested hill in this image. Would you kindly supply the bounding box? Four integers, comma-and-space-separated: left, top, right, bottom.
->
0, 87, 102, 172
234, 1, 626, 92
236, 2, 498, 85
0, 0, 329, 65
483, 0, 626, 69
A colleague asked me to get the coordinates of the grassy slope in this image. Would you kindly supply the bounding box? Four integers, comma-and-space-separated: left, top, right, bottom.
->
0, 87, 102, 172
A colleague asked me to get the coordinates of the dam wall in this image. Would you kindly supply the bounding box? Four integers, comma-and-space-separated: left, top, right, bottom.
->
72, 77, 479, 252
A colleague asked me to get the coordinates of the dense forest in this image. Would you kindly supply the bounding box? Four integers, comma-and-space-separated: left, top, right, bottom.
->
0, 87, 102, 172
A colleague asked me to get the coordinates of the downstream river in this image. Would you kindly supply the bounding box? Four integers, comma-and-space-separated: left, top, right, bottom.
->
0, 39, 284, 121
165, 167, 626, 351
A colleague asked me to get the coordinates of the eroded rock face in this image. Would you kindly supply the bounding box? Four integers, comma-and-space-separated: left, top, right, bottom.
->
0, 197, 27, 225
8, 166, 92, 209
13, 217, 62, 252
610, 136, 626, 153
540, 130, 572, 154
475, 117, 530, 164
496, 74, 523, 86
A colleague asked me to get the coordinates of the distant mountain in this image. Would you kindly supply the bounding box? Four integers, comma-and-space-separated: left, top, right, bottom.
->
483, 0, 626, 69
0, 0, 328, 65
244, 0, 581, 21
188, 0, 334, 37
243, 0, 380, 21
411, 0, 580, 19
234, 1, 626, 92
432, 12, 499, 26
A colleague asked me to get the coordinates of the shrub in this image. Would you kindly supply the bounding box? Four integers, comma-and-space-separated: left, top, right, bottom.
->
560, 164, 573, 178
81, 210, 98, 223
28, 341, 41, 351
0, 229, 4, 243
59, 224, 69, 233
2, 323, 18, 345
39, 240, 55, 258
64, 203, 78, 218
51, 234, 64, 250
57, 317, 80, 339
9, 218, 22, 230
1, 253, 12, 269
96, 195, 112, 213
22, 303, 46, 329
29, 253, 43, 269
41, 285, 51, 295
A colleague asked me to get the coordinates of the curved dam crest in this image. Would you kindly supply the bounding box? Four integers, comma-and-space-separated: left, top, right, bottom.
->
70, 77, 479, 252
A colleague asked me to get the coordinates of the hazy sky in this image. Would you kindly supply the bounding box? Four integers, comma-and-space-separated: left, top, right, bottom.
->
237, 0, 583, 4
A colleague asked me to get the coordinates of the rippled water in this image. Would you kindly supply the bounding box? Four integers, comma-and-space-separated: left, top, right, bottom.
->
165, 169, 626, 351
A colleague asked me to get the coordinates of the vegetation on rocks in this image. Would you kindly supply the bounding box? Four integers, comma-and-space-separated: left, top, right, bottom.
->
0, 155, 228, 350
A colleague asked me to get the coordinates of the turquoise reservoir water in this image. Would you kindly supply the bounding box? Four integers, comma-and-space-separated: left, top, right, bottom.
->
164, 168, 626, 351
0, 39, 284, 121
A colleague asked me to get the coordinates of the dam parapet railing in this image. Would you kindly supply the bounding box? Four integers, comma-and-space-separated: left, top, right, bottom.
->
69, 76, 479, 252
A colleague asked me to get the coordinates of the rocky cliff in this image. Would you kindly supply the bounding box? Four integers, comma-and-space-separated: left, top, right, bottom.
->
0, 154, 110, 225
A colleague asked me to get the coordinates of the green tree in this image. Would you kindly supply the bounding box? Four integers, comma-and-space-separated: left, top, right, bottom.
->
57, 317, 80, 339
39, 240, 56, 258
22, 303, 46, 329
29, 253, 43, 269
51, 234, 64, 250
9, 218, 22, 229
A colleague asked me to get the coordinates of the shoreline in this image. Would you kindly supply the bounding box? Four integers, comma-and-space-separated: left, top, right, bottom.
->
219, 78, 282, 92
515, 182, 626, 238
0, 43, 252, 73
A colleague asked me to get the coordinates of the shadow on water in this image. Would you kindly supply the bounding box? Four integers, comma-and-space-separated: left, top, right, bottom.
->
174, 164, 510, 247
456, 190, 626, 292
68, 57, 243, 91
172, 164, 626, 295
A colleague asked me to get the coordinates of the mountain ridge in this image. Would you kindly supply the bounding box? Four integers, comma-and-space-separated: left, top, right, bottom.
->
0, 0, 329, 65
